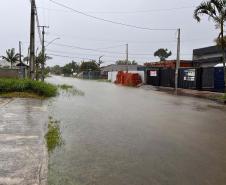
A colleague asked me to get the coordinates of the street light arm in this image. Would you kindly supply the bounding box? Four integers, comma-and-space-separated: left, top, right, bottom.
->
45, 38, 60, 48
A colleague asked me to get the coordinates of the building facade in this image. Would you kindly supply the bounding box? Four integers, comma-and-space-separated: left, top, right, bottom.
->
193, 46, 225, 67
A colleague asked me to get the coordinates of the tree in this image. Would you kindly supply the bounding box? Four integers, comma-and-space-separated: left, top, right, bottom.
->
154, 48, 172, 61
215, 36, 226, 47
115, 60, 138, 65
62, 61, 79, 76
79, 61, 99, 72
50, 65, 62, 75
2, 48, 20, 69
194, 0, 226, 91
35, 52, 52, 80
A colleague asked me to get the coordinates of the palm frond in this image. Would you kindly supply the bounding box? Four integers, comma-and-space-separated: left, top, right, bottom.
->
211, 0, 224, 13
194, 1, 216, 22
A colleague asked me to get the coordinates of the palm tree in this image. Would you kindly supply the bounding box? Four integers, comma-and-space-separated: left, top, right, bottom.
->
35, 52, 52, 80
1, 48, 20, 69
194, 0, 226, 91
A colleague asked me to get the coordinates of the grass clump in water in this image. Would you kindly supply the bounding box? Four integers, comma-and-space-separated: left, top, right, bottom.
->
58, 83, 85, 96
45, 117, 64, 153
0, 78, 57, 98
58, 84, 73, 90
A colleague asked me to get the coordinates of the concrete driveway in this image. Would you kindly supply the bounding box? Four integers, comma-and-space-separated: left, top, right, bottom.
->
0, 98, 48, 185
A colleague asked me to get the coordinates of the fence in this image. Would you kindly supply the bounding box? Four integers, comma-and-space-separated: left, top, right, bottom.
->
146, 67, 225, 93
0, 68, 28, 79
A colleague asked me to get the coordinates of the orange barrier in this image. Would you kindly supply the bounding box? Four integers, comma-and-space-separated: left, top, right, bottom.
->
115, 71, 142, 87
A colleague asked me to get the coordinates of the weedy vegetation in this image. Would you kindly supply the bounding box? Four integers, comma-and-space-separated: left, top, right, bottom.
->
58, 84, 85, 96
0, 78, 58, 98
45, 117, 64, 153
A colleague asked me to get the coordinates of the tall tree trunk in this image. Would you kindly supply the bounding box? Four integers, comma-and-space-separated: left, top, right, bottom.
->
221, 21, 226, 93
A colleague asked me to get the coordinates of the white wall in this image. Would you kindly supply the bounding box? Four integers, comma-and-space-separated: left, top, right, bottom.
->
108, 71, 145, 83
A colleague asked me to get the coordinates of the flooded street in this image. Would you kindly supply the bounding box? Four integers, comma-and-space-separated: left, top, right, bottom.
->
46, 76, 226, 185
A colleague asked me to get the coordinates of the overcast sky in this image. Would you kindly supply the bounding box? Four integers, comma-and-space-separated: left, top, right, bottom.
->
0, 0, 219, 66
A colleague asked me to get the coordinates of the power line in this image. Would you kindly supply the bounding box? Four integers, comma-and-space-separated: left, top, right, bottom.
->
47, 42, 192, 56
48, 53, 117, 63
96, 44, 125, 50
49, 0, 176, 31
47, 49, 123, 58
48, 32, 177, 44
47, 42, 125, 54
47, 49, 156, 61
48, 53, 94, 60
37, 6, 195, 14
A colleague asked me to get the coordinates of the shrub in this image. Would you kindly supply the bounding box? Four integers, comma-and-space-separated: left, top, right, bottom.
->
0, 78, 57, 97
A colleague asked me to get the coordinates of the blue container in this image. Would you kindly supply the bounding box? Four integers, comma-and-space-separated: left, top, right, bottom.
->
214, 67, 225, 92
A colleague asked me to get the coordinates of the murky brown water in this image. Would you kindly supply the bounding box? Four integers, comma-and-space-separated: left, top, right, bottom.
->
46, 76, 226, 185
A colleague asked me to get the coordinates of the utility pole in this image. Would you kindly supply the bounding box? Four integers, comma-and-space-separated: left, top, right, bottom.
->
175, 28, 181, 91
38, 26, 49, 82
19, 41, 22, 64
30, 0, 35, 80
126, 43, 129, 72
19, 41, 22, 78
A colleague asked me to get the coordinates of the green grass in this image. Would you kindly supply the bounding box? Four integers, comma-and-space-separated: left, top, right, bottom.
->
45, 117, 63, 153
0, 78, 57, 98
57, 84, 73, 90
58, 84, 85, 96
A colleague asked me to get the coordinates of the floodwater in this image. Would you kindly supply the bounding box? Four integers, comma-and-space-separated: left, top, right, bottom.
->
46, 76, 226, 185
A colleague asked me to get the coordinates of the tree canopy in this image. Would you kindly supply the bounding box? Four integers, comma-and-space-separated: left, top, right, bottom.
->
79, 61, 100, 72
154, 48, 172, 61
1, 48, 20, 68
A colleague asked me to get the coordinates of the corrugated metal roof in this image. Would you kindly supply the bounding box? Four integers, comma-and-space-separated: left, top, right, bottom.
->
193, 56, 222, 64
193, 45, 226, 56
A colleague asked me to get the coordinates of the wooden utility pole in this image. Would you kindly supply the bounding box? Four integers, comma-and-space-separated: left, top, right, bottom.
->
30, 0, 35, 80
175, 28, 181, 91
19, 41, 22, 64
126, 43, 129, 72
19, 41, 23, 78
38, 26, 49, 82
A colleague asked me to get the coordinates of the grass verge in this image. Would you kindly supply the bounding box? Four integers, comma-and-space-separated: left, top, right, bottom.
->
0, 78, 57, 98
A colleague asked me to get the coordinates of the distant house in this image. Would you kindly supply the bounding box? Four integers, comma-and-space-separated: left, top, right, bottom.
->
144, 60, 192, 68
101, 64, 144, 73
0, 60, 11, 68
101, 64, 145, 83
193, 46, 225, 67
0, 60, 29, 69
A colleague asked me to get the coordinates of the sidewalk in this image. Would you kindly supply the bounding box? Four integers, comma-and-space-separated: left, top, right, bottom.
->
141, 85, 226, 104
0, 98, 48, 185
